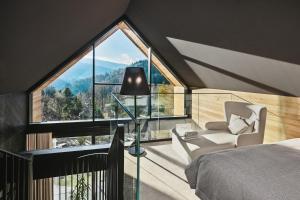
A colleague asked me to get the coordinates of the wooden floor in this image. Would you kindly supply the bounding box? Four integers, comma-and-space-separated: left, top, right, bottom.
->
124, 141, 199, 200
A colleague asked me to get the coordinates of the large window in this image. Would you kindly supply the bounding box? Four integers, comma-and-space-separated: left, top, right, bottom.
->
30, 20, 185, 123
31, 48, 93, 123
93, 28, 151, 120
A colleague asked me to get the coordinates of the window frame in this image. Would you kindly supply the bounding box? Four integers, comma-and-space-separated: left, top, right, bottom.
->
28, 17, 187, 125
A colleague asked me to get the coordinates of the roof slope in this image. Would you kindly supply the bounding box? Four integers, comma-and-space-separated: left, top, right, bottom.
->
0, 0, 130, 94
2, 1, 300, 96
126, 0, 300, 96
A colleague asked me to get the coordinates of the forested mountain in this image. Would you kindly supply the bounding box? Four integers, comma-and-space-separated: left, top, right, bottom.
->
41, 59, 171, 121
48, 59, 169, 95
50, 59, 126, 91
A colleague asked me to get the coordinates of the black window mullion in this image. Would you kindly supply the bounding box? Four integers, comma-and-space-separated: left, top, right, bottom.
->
148, 47, 152, 119
93, 44, 96, 122
94, 83, 122, 86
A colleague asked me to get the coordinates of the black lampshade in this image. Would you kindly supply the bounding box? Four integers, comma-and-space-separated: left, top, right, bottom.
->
120, 67, 150, 95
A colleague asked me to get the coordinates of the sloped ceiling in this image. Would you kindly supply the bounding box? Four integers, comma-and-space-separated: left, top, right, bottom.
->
0, 0, 130, 94
126, 0, 300, 96
2, 0, 300, 96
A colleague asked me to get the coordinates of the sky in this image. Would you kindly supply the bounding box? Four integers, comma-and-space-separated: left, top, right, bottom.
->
93, 29, 147, 64
56, 29, 148, 81
49, 28, 170, 88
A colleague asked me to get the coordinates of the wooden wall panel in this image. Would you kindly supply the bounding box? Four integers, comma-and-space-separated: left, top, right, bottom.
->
28, 90, 53, 200
173, 87, 185, 116
192, 89, 300, 143
32, 89, 42, 122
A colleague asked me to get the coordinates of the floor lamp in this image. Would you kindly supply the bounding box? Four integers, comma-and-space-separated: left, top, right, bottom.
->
120, 67, 150, 155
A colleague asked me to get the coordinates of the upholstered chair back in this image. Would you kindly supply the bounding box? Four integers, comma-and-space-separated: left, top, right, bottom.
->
224, 101, 267, 143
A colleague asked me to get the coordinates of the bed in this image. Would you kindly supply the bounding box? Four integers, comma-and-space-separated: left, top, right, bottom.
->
185, 138, 300, 200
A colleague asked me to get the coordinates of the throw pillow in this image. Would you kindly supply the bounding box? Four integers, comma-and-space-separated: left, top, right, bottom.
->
228, 114, 250, 135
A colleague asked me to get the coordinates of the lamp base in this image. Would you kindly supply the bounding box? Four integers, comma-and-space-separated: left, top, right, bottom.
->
128, 146, 145, 156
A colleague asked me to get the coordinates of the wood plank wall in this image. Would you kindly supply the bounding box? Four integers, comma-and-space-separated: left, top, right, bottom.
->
27, 90, 53, 200
192, 89, 300, 143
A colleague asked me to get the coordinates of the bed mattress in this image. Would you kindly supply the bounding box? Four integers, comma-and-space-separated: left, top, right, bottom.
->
185, 138, 300, 200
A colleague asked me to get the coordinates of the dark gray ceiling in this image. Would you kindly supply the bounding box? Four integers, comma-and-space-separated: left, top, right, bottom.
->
0, 0, 129, 94
126, 0, 300, 96
1, 0, 300, 96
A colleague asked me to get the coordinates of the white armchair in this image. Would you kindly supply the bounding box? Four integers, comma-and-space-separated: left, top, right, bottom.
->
205, 101, 267, 147
172, 101, 267, 165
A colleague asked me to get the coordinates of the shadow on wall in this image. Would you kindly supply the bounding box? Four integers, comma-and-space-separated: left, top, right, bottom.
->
167, 37, 300, 96
126, 0, 300, 94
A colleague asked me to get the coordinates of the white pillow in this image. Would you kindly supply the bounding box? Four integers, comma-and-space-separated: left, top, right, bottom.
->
228, 114, 250, 135
229, 114, 257, 134
229, 114, 241, 122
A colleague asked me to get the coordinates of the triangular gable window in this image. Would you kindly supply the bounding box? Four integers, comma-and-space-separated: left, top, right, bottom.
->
30, 20, 185, 123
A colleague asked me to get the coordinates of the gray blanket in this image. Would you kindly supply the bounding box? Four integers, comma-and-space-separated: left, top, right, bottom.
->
185, 139, 300, 200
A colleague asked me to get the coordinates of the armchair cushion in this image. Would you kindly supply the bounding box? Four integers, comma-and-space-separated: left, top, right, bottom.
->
202, 133, 238, 145
205, 121, 229, 130
236, 132, 261, 147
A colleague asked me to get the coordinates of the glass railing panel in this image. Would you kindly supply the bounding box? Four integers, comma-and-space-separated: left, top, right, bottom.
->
151, 93, 174, 117
111, 93, 140, 200
94, 85, 121, 120
95, 135, 114, 145
146, 118, 192, 140
192, 93, 232, 128
151, 93, 186, 118
136, 96, 150, 118
230, 93, 250, 103
146, 93, 188, 140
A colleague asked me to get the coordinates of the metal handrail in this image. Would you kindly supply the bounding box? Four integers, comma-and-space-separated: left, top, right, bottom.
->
0, 148, 32, 161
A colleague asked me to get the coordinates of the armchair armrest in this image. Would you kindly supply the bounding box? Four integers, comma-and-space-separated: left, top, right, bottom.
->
205, 121, 229, 130
236, 133, 262, 147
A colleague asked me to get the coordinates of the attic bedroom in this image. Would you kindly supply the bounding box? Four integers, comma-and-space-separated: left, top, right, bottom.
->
0, 1, 299, 200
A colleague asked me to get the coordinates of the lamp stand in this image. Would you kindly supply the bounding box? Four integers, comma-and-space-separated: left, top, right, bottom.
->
128, 146, 145, 156
128, 95, 145, 156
